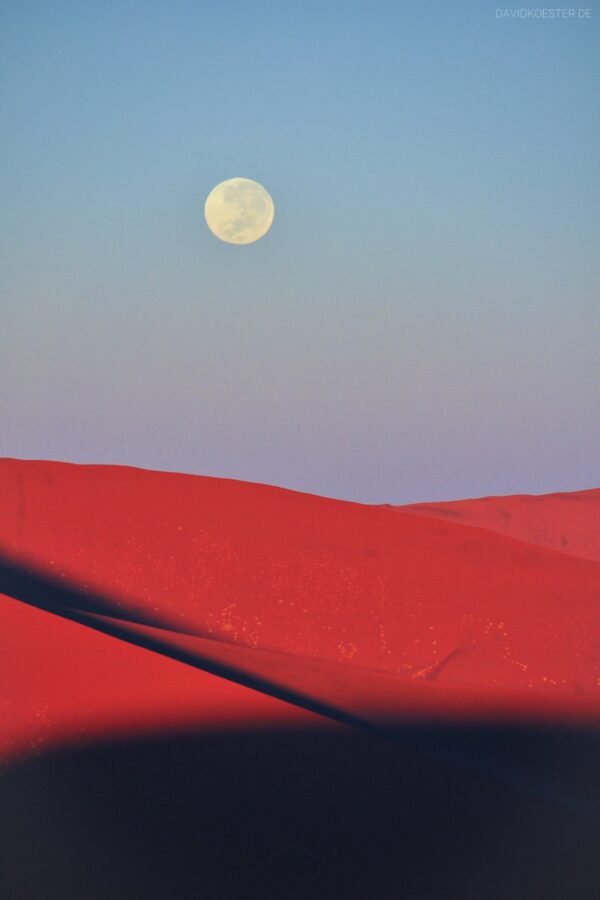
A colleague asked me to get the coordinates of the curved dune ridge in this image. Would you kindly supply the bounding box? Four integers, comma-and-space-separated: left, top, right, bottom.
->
0, 458, 599, 760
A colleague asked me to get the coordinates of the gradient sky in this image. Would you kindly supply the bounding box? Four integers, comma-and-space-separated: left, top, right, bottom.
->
1, 1, 598, 503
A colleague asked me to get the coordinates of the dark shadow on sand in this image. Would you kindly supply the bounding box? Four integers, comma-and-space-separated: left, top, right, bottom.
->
2, 550, 600, 897
1, 724, 600, 900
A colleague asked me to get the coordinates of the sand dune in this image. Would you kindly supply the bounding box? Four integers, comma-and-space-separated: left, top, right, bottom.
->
403, 488, 600, 562
1, 458, 599, 760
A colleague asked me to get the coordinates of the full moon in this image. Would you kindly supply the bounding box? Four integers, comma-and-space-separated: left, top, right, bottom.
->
204, 177, 275, 245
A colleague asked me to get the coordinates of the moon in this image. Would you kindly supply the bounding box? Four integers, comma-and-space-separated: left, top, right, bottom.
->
204, 177, 275, 245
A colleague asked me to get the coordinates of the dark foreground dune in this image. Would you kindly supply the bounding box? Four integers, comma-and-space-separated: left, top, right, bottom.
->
1, 460, 599, 898
3, 725, 600, 900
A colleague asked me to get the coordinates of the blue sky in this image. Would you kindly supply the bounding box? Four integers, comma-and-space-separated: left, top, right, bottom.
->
1, 1, 598, 502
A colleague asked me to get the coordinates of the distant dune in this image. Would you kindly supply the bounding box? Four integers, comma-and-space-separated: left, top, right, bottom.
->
403, 488, 600, 562
1, 459, 599, 759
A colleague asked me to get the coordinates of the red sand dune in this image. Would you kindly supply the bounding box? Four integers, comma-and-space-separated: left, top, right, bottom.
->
1, 459, 599, 760
402, 488, 600, 562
